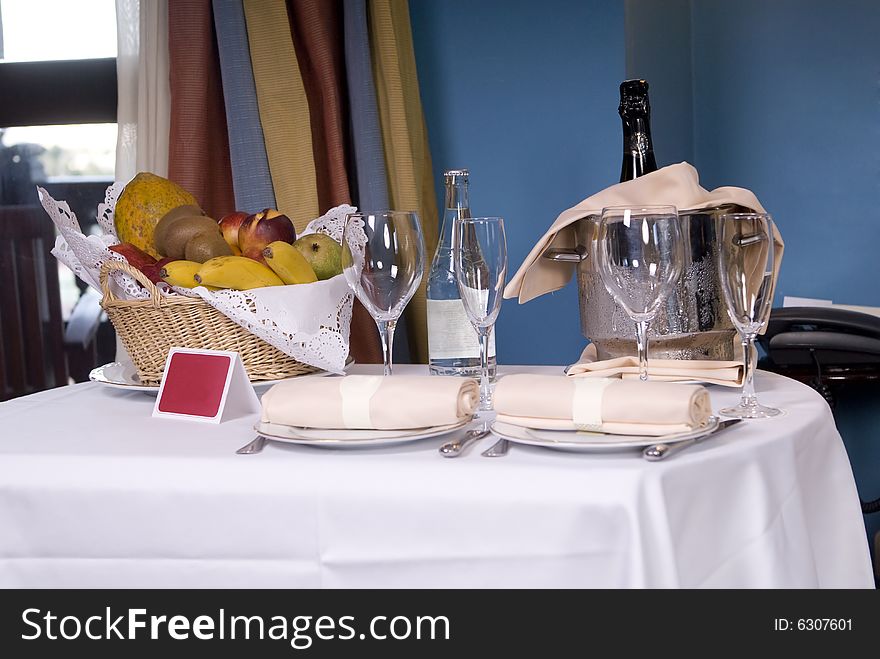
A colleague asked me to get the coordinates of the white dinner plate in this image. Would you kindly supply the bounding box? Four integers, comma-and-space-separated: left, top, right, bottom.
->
89, 358, 354, 395
490, 416, 720, 453
254, 419, 470, 449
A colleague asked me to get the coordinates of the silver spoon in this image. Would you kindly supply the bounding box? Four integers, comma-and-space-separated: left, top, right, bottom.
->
236, 435, 267, 455
481, 438, 509, 457
438, 426, 491, 458
643, 418, 741, 461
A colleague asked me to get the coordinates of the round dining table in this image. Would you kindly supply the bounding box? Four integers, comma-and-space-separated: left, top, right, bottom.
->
0, 364, 873, 588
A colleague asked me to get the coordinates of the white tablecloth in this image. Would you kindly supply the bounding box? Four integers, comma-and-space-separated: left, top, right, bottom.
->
0, 365, 872, 588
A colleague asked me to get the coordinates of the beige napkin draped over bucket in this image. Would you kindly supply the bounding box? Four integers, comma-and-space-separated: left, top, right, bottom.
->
260, 375, 479, 430
567, 344, 744, 387
493, 374, 712, 436
503, 162, 784, 304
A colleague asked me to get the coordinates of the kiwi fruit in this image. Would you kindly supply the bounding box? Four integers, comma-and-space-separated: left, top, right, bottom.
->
152, 204, 205, 255
158, 216, 222, 259
184, 231, 234, 263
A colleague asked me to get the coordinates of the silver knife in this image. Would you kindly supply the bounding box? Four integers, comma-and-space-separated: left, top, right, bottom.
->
643, 418, 742, 461
439, 426, 492, 458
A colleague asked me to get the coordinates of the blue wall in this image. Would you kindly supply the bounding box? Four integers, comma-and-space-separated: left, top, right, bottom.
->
412, 0, 880, 364
688, 0, 880, 556
624, 0, 694, 166
410, 0, 626, 366
690, 0, 880, 306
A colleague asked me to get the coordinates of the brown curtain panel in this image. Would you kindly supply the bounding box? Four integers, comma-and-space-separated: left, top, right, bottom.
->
288, 0, 351, 211
167, 0, 236, 219
287, 0, 380, 364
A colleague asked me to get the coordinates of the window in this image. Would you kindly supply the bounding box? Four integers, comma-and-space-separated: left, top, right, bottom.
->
1, 0, 118, 318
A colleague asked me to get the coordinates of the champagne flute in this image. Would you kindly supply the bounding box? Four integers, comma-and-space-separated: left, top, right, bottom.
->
594, 205, 683, 380
718, 212, 781, 418
454, 217, 507, 410
341, 211, 425, 376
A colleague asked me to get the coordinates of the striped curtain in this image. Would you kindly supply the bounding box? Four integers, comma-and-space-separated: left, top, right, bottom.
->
164, 0, 437, 363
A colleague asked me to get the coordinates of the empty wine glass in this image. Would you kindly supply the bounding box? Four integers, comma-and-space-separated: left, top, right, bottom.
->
594, 205, 683, 380
454, 217, 507, 410
342, 211, 425, 376
718, 212, 781, 418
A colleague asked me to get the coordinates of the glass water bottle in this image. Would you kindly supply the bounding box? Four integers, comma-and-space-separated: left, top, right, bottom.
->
427, 169, 497, 378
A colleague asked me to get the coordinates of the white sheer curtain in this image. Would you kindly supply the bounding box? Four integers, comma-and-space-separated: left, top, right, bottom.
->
114, 0, 170, 366
115, 0, 170, 182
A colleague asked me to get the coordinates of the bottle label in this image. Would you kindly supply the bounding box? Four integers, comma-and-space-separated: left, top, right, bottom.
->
427, 298, 496, 360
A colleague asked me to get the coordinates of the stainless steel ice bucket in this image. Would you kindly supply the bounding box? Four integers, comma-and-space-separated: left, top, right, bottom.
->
543, 204, 746, 361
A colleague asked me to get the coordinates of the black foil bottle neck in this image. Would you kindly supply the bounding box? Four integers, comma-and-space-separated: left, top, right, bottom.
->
619, 79, 657, 181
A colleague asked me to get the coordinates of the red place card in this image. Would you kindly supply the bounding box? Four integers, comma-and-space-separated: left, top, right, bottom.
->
152, 348, 261, 424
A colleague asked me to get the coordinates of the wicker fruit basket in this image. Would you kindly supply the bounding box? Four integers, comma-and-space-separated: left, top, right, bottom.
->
99, 260, 319, 385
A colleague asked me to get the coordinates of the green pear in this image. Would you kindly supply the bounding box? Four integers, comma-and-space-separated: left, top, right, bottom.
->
293, 233, 343, 280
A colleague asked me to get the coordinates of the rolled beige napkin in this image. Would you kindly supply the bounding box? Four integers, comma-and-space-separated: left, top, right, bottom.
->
567, 343, 744, 387
494, 374, 712, 436
260, 375, 479, 430
502, 162, 784, 304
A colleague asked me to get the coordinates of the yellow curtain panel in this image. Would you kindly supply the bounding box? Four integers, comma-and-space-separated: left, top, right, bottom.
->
369, 0, 440, 363
242, 0, 319, 232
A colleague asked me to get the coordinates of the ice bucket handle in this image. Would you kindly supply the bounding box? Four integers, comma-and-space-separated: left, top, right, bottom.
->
541, 246, 588, 263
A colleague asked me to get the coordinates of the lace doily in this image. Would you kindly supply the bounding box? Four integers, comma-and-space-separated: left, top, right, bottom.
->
39, 186, 149, 299
38, 183, 356, 373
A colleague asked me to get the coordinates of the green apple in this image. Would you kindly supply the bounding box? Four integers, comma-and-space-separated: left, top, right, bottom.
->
293, 233, 343, 280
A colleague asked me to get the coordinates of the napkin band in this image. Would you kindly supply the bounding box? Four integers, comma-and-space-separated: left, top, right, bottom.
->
339, 376, 383, 428
571, 378, 614, 431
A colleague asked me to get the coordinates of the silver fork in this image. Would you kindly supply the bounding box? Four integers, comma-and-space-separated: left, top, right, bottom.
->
236, 435, 267, 455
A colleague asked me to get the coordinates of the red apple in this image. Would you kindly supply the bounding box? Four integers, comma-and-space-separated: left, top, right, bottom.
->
242, 245, 268, 265
238, 208, 296, 256
218, 211, 250, 251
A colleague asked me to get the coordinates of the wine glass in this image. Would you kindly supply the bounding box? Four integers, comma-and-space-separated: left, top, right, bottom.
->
717, 212, 781, 418
594, 205, 683, 380
342, 211, 425, 376
454, 217, 507, 410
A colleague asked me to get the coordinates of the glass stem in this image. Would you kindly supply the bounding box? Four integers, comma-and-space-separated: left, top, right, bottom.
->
635, 320, 649, 381
740, 335, 757, 408
479, 327, 492, 410
376, 319, 396, 376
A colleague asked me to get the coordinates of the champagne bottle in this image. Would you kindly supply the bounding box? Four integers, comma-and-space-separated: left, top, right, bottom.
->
619, 79, 658, 182
426, 169, 496, 378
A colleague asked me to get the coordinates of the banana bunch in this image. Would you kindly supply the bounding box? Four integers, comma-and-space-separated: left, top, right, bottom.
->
160, 260, 202, 288
193, 256, 283, 290
160, 244, 321, 291
263, 241, 318, 285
